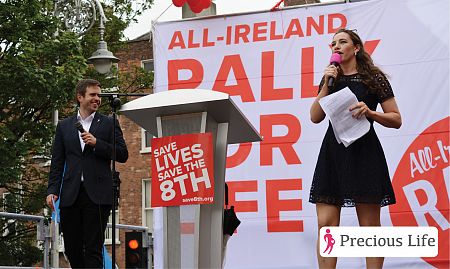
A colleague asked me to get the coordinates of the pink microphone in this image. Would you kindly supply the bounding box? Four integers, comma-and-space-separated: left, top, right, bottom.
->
328, 53, 342, 87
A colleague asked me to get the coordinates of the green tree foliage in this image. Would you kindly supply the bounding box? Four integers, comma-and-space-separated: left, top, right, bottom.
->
0, 0, 154, 265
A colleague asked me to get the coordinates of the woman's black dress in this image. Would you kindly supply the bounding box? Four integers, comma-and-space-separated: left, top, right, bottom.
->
309, 73, 396, 207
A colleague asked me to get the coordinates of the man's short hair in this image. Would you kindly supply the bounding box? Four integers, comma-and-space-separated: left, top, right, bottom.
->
76, 79, 101, 105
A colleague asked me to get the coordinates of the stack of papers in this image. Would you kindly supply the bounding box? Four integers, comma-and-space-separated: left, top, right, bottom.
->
319, 87, 370, 147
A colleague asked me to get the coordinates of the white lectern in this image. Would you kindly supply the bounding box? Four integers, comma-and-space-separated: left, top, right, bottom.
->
120, 89, 261, 269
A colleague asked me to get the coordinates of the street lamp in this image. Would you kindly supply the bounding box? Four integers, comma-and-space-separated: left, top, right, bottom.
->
55, 0, 119, 73
82, 3, 121, 268
86, 0, 119, 74
53, 1, 121, 268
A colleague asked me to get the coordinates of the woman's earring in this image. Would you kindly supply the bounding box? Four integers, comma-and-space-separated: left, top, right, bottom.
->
354, 51, 357, 56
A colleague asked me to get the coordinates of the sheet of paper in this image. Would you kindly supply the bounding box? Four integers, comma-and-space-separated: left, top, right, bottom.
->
319, 87, 370, 147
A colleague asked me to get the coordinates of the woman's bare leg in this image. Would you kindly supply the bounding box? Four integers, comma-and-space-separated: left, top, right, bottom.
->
316, 203, 341, 269
356, 204, 384, 269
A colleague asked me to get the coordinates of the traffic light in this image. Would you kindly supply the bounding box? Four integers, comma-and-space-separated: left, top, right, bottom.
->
125, 231, 148, 269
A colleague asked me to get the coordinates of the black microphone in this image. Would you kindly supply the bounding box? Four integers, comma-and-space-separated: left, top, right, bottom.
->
74, 121, 85, 133
327, 53, 342, 87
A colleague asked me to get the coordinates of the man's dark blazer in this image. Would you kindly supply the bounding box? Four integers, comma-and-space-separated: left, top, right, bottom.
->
47, 113, 128, 207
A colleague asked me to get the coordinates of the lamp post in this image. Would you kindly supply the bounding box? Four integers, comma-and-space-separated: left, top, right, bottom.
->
86, 0, 119, 74
54, 1, 120, 268
82, 2, 121, 268
83, 3, 121, 268
55, 0, 119, 73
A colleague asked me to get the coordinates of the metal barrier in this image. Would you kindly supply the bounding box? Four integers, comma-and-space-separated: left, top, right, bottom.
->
0, 212, 50, 269
0, 212, 153, 269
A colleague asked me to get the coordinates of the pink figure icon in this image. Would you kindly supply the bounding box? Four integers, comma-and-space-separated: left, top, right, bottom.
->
323, 228, 335, 254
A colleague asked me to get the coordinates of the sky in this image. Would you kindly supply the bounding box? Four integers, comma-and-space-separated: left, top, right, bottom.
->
124, 0, 337, 39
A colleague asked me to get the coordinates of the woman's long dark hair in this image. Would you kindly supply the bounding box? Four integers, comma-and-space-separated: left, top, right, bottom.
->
335, 29, 385, 94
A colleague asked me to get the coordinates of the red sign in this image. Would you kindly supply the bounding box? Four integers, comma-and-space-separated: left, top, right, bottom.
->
390, 117, 449, 269
151, 133, 214, 207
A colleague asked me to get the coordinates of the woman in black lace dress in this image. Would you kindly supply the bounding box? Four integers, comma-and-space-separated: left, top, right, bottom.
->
309, 29, 402, 269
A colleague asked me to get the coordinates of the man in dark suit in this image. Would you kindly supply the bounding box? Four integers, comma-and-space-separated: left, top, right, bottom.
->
46, 79, 128, 268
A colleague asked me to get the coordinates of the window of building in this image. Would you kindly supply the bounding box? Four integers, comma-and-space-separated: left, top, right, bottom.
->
141, 59, 155, 88
141, 59, 154, 73
142, 179, 153, 233
140, 128, 154, 154
104, 209, 120, 245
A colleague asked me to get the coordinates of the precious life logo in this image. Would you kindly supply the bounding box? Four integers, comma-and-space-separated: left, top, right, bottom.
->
322, 228, 336, 255
319, 227, 438, 257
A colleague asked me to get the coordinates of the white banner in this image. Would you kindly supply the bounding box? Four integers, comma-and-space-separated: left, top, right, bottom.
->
152, 0, 449, 268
